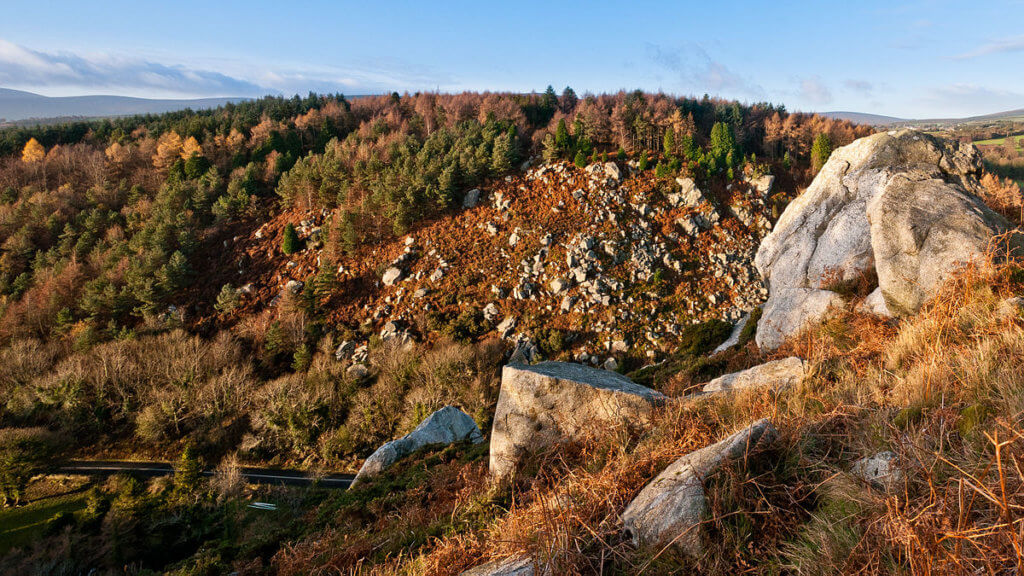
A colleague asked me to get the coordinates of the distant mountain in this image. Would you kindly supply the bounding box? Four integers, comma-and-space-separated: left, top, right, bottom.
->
0, 88, 246, 122
823, 108, 1024, 127
821, 111, 907, 126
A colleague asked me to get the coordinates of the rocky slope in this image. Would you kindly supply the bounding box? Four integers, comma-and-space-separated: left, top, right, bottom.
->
205, 158, 782, 369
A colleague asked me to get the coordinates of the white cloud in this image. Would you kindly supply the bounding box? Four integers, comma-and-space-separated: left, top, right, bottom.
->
843, 79, 874, 95
916, 84, 1024, 117
0, 39, 453, 98
646, 44, 764, 99
955, 35, 1024, 59
798, 76, 833, 105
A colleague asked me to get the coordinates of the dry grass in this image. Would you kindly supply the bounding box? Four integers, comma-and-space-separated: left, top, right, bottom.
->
332, 255, 1024, 575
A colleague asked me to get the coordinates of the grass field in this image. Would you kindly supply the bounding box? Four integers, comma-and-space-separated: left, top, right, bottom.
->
0, 478, 90, 555
974, 133, 1024, 147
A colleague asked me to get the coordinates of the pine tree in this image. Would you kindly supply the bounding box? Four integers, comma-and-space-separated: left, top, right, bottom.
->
554, 119, 571, 154
811, 133, 834, 174
574, 149, 587, 168
215, 283, 240, 313
159, 251, 192, 294
560, 86, 578, 112
282, 223, 301, 255
710, 122, 737, 166
490, 132, 515, 174
638, 152, 649, 171
663, 127, 676, 157
174, 444, 203, 496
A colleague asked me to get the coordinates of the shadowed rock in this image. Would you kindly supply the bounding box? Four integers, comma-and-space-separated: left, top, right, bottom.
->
489, 362, 666, 483
351, 405, 483, 488
621, 419, 777, 556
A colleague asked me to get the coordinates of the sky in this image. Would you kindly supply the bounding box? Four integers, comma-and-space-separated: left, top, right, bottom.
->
1, 0, 1023, 118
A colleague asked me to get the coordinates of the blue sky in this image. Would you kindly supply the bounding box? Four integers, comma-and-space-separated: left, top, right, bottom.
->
1, 0, 1022, 118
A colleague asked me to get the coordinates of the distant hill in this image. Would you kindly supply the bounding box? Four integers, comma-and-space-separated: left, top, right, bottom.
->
0, 88, 246, 123
822, 111, 907, 126
823, 108, 1024, 128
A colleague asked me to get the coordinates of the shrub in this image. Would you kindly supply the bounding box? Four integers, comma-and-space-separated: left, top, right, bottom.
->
282, 223, 301, 255
0, 427, 61, 506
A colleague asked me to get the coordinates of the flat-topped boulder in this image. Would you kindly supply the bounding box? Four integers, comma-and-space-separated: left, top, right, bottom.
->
352, 405, 483, 487
489, 361, 666, 482
621, 419, 777, 556
702, 357, 805, 393
755, 129, 1020, 350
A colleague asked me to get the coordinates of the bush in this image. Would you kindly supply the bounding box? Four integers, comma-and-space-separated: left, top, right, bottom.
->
282, 223, 301, 255
0, 427, 61, 506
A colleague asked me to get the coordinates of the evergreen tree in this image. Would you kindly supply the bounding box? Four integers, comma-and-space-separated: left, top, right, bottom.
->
214, 283, 240, 313
490, 132, 515, 174
173, 443, 203, 496
574, 149, 587, 168
282, 223, 301, 255
663, 127, 676, 157
158, 251, 192, 294
554, 119, 571, 154
560, 86, 578, 112
638, 152, 649, 171
709, 121, 737, 167
811, 133, 833, 174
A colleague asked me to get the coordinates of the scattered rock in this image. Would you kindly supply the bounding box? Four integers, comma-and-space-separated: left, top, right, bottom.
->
850, 451, 903, 490
464, 188, 482, 208
284, 280, 304, 295
997, 296, 1024, 319
497, 316, 517, 339
459, 556, 535, 576
351, 406, 484, 487
382, 267, 403, 286
621, 419, 777, 555
702, 357, 805, 393
346, 363, 369, 380
490, 362, 666, 482
334, 340, 356, 361
711, 311, 751, 354
857, 287, 892, 317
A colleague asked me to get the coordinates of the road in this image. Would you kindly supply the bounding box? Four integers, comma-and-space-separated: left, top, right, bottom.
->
58, 460, 354, 489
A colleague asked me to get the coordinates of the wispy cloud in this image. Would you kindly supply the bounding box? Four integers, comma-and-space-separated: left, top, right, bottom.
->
955, 35, 1024, 59
646, 43, 764, 99
916, 83, 1024, 116
798, 76, 833, 105
0, 39, 452, 98
843, 79, 874, 96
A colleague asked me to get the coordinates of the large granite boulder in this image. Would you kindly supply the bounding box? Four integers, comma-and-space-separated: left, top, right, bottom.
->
351, 405, 483, 487
621, 419, 777, 556
490, 361, 666, 483
755, 129, 1019, 350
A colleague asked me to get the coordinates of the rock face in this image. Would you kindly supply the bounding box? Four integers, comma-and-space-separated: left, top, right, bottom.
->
702, 357, 805, 393
352, 406, 484, 487
755, 129, 1018, 350
621, 419, 777, 556
459, 557, 535, 576
490, 361, 666, 482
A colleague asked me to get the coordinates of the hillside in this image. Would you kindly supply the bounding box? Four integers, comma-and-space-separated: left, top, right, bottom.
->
0, 87, 245, 123
6, 92, 1024, 574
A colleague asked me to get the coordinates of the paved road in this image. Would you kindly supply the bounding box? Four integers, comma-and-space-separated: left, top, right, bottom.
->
58, 460, 354, 489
